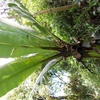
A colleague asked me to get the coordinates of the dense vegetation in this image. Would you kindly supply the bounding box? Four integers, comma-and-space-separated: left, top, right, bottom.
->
0, 0, 100, 100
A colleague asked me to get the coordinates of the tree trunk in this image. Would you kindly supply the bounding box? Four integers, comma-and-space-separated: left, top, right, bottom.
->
33, 4, 76, 17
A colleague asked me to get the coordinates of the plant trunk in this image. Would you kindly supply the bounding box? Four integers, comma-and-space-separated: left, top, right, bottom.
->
33, 4, 76, 17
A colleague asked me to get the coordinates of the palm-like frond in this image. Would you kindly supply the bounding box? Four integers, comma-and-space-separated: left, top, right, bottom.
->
0, 50, 59, 96
0, 0, 61, 97
0, 18, 61, 96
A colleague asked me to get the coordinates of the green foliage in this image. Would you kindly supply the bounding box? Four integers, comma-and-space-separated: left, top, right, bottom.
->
0, 0, 60, 97
0, 21, 58, 58
33, 0, 100, 42
0, 0, 100, 99
0, 24, 59, 96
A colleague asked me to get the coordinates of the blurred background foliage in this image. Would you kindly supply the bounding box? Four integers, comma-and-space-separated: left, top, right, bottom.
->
3, 0, 100, 99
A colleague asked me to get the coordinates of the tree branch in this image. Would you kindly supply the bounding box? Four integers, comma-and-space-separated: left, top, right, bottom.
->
33, 4, 76, 17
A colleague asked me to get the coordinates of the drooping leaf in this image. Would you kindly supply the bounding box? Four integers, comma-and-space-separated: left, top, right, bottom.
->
0, 47, 60, 97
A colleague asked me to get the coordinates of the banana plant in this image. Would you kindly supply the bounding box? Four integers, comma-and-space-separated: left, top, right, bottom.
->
0, 0, 100, 97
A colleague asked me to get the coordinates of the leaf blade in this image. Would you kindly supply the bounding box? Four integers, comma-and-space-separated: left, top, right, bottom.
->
0, 21, 58, 58
0, 49, 59, 97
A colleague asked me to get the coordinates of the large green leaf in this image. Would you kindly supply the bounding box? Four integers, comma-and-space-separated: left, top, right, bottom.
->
0, 48, 60, 97
0, 21, 58, 58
